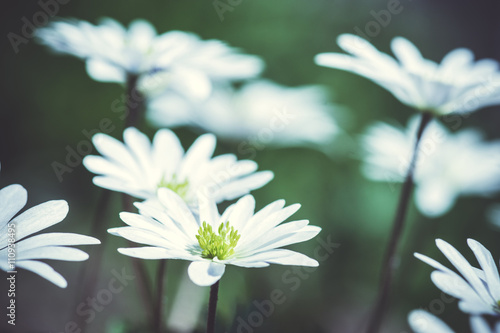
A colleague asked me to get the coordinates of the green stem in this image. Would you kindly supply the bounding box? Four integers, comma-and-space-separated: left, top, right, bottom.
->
206, 280, 220, 333
365, 112, 433, 333
154, 259, 168, 333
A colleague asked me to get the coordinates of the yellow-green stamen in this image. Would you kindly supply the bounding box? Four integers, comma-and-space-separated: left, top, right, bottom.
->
157, 175, 189, 200
196, 221, 240, 260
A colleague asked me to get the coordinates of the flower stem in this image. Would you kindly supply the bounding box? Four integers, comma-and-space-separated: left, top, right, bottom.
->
153, 259, 168, 333
365, 112, 433, 333
124, 74, 145, 128
206, 280, 220, 333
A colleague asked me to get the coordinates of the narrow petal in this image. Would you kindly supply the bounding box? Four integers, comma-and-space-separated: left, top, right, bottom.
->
118, 247, 198, 261
17, 246, 89, 261
187, 261, 225, 286
15, 260, 68, 288
408, 310, 454, 333
0, 184, 26, 227
16, 233, 100, 251
468, 239, 500, 301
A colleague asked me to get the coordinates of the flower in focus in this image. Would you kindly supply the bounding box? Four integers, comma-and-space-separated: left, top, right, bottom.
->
108, 189, 320, 286
315, 34, 500, 114
361, 116, 500, 217
83, 127, 273, 206
415, 239, 500, 316
408, 309, 500, 333
0, 182, 100, 288
147, 80, 340, 148
36, 18, 263, 99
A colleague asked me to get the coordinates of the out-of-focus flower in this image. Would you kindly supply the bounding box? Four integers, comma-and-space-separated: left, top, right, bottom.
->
409, 309, 500, 333
415, 239, 500, 316
147, 80, 339, 148
315, 34, 500, 115
0, 181, 100, 288
361, 116, 500, 217
37, 18, 263, 99
83, 127, 273, 206
108, 190, 320, 286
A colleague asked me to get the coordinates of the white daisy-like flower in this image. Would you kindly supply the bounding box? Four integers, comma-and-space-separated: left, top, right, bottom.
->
315, 34, 500, 114
415, 239, 500, 316
409, 310, 500, 333
82, 127, 273, 206
108, 189, 320, 286
36, 18, 263, 99
0, 183, 100, 288
147, 80, 339, 148
361, 116, 500, 217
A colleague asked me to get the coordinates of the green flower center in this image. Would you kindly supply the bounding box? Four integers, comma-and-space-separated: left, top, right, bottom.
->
157, 175, 189, 200
196, 221, 241, 260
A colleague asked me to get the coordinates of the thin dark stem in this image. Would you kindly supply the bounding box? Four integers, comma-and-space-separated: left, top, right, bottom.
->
154, 259, 168, 333
207, 280, 220, 333
365, 112, 433, 333
73, 190, 111, 333
124, 74, 145, 129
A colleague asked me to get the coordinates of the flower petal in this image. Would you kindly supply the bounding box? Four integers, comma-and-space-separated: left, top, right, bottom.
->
15, 260, 68, 288
187, 261, 225, 286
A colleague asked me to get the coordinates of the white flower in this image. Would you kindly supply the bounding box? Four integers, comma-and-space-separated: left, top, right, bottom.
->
409, 310, 500, 333
415, 239, 500, 316
108, 189, 320, 286
147, 80, 339, 148
36, 18, 263, 99
83, 127, 273, 206
0, 183, 100, 288
361, 116, 500, 217
315, 34, 500, 114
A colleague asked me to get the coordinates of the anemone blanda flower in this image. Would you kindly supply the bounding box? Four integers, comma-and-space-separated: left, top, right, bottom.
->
83, 127, 273, 206
315, 34, 500, 114
361, 116, 500, 217
147, 80, 340, 148
36, 18, 263, 99
0, 181, 100, 288
415, 239, 500, 316
108, 189, 320, 286
409, 310, 500, 333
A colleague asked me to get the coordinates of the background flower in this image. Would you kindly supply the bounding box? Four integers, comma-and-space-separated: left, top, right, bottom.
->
147, 80, 340, 149
108, 189, 320, 286
83, 127, 273, 205
361, 116, 500, 217
408, 310, 500, 333
315, 34, 500, 114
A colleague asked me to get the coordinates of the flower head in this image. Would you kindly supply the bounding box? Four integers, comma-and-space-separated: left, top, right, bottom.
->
415, 239, 500, 316
83, 128, 274, 206
315, 34, 500, 114
37, 18, 263, 99
361, 116, 500, 217
0, 183, 100, 288
408, 309, 500, 333
108, 189, 320, 286
147, 80, 339, 148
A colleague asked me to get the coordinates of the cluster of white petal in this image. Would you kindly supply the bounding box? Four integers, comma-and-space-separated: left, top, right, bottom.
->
37, 18, 263, 99
83, 127, 273, 206
416, 239, 500, 316
361, 116, 500, 217
109, 188, 320, 286
147, 80, 339, 148
315, 34, 500, 114
0, 168, 100, 287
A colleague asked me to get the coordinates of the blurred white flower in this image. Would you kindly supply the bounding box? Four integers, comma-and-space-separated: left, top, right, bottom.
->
83, 127, 273, 206
147, 80, 339, 148
409, 309, 500, 333
37, 18, 263, 99
109, 190, 320, 286
361, 116, 500, 217
315, 34, 500, 114
415, 239, 500, 316
0, 183, 100, 288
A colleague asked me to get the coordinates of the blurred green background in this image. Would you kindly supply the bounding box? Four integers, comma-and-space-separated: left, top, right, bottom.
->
2, 0, 500, 332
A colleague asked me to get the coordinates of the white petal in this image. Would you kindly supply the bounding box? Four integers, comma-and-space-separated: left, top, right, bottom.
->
85, 58, 125, 82
12, 200, 69, 242
212, 171, 274, 203
235, 249, 318, 267
15, 260, 68, 288
408, 310, 454, 333
17, 246, 89, 261
178, 134, 216, 180
0, 184, 26, 227
118, 247, 198, 261
188, 261, 225, 286
467, 239, 500, 301
414, 183, 456, 218
16, 233, 100, 251
470, 317, 493, 333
